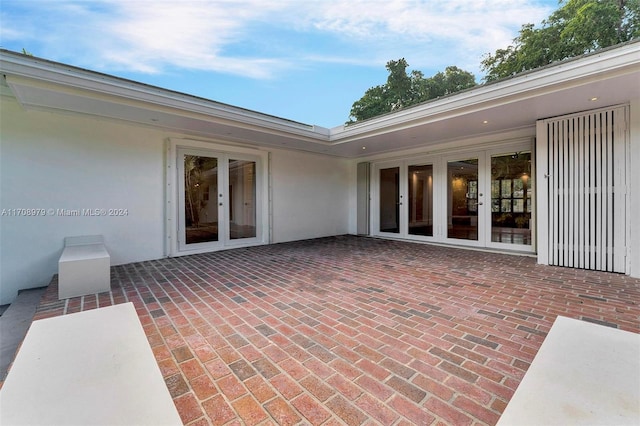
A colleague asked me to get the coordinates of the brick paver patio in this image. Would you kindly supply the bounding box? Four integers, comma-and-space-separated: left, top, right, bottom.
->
29, 236, 640, 425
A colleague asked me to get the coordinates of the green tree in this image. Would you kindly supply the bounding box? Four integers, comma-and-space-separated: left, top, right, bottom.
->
348, 60, 476, 123
425, 66, 478, 98
481, 0, 640, 82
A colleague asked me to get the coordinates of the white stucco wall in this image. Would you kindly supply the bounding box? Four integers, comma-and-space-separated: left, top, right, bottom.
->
0, 98, 167, 304
0, 97, 353, 304
629, 98, 640, 278
270, 149, 350, 243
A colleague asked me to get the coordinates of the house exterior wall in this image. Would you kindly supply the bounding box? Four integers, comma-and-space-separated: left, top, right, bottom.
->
0, 97, 166, 304
0, 97, 351, 304
270, 148, 350, 243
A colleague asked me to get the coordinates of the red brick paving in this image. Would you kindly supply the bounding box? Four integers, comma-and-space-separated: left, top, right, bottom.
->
28, 236, 640, 425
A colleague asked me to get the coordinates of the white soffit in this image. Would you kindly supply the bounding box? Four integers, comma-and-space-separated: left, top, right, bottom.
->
1, 40, 639, 158
4, 75, 335, 152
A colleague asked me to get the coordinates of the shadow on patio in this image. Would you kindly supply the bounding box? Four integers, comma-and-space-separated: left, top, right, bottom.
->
31, 236, 640, 425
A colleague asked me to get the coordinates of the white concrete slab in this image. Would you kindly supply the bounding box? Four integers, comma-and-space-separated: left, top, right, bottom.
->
0, 288, 45, 380
0, 303, 182, 426
497, 316, 640, 426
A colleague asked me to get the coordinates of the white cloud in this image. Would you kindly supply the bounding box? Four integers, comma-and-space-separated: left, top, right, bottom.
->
295, 0, 552, 71
0, 0, 554, 78
100, 1, 291, 77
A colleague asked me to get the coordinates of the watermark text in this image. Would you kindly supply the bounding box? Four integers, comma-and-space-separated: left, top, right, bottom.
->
1, 208, 129, 217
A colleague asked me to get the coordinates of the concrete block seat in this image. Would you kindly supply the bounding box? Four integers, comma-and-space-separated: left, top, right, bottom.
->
0, 303, 182, 425
497, 316, 640, 425
58, 235, 110, 300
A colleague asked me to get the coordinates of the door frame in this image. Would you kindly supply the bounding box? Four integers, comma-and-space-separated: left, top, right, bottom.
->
166, 138, 269, 257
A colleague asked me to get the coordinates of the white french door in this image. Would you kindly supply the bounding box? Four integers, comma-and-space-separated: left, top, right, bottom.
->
444, 154, 485, 247
485, 145, 534, 252
176, 147, 261, 254
372, 158, 437, 241
374, 162, 402, 237
371, 142, 534, 253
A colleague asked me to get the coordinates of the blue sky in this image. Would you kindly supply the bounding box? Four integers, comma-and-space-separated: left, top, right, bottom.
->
0, 1, 558, 127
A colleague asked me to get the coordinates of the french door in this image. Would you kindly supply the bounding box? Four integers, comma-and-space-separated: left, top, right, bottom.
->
177, 148, 259, 253
445, 155, 483, 245
373, 158, 437, 240
372, 143, 534, 252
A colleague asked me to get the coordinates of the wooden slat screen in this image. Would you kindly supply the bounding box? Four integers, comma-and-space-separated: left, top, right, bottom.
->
544, 106, 627, 273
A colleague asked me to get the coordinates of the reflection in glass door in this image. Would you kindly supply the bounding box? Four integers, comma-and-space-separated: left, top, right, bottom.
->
229, 159, 256, 240
372, 146, 533, 252
447, 158, 479, 241
408, 165, 433, 236
490, 152, 532, 245
379, 167, 400, 233
183, 154, 220, 245
178, 149, 260, 253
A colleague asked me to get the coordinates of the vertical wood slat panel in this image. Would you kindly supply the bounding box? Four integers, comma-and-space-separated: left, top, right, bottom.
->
561, 119, 568, 266
549, 122, 560, 265
595, 112, 603, 271
589, 115, 598, 269
569, 117, 575, 265
545, 106, 627, 273
605, 111, 614, 270
577, 115, 585, 269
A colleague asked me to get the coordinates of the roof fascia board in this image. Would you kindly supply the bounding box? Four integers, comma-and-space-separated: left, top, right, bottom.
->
0, 51, 331, 141
5, 74, 334, 149
2, 41, 638, 146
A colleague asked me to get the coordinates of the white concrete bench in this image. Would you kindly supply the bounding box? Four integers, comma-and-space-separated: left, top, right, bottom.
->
497, 316, 640, 425
58, 235, 110, 299
0, 303, 182, 425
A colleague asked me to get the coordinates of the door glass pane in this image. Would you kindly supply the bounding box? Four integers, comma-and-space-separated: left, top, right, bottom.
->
184, 155, 218, 244
408, 164, 433, 236
491, 152, 532, 245
229, 159, 257, 239
448, 159, 478, 240
379, 167, 400, 233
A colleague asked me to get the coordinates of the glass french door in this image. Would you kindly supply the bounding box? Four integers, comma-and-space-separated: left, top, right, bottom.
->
444, 151, 533, 250
487, 150, 532, 250
375, 160, 435, 239
177, 148, 258, 253
446, 157, 482, 244
373, 145, 533, 252
379, 165, 401, 234
228, 159, 257, 240
408, 164, 434, 237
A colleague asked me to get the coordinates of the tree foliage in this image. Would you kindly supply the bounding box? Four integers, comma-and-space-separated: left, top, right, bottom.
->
348, 0, 639, 122
348, 59, 476, 123
481, 0, 640, 82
